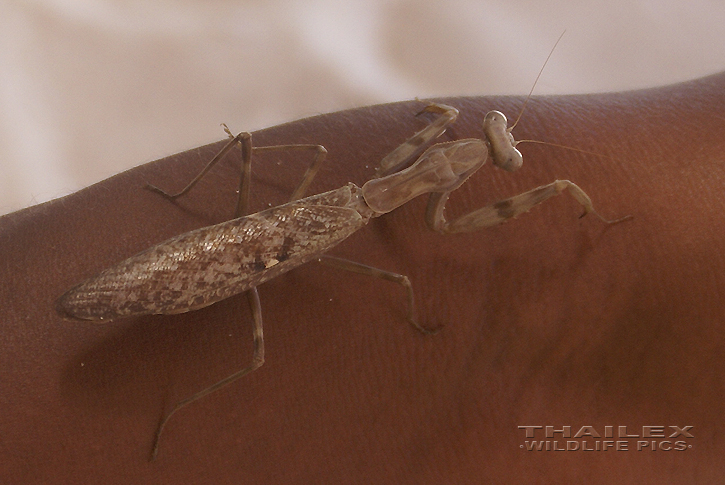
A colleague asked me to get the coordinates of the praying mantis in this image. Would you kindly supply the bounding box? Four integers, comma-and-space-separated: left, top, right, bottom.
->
56, 101, 630, 458
56, 38, 631, 459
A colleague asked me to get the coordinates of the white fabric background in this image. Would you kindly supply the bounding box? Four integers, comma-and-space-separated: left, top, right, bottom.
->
2, 0, 725, 215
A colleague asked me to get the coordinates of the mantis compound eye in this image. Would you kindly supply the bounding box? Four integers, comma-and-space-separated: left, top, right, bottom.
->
483, 110, 523, 172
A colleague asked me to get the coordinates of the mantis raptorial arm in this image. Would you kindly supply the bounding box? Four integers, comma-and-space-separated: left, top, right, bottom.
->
425, 180, 632, 234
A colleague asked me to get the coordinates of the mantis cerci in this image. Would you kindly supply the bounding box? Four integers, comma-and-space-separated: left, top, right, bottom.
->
56, 42, 631, 460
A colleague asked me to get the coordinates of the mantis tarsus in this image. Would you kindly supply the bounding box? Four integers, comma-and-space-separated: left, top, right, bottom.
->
57, 98, 631, 459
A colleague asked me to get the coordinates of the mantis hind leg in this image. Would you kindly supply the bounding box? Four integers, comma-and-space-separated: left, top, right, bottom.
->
150, 287, 265, 460
146, 125, 327, 218
147, 129, 326, 459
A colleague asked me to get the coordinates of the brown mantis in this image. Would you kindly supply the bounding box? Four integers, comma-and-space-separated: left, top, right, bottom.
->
57, 101, 629, 459
56, 34, 630, 458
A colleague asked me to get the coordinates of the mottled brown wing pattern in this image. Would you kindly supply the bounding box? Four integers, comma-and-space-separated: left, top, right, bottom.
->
57, 186, 365, 320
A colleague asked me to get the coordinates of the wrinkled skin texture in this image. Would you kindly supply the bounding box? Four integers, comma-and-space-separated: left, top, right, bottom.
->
2, 73, 724, 483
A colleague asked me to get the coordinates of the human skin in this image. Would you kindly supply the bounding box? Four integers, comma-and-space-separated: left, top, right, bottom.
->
1, 73, 724, 484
